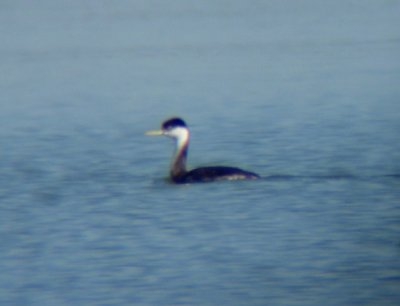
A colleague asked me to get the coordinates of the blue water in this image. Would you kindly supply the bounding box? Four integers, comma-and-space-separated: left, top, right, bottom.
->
1, 1, 400, 305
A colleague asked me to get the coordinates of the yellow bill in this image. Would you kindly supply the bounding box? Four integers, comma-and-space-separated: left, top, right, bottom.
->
145, 129, 164, 136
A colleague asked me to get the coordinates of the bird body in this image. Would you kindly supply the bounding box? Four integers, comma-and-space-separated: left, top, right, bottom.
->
146, 117, 259, 184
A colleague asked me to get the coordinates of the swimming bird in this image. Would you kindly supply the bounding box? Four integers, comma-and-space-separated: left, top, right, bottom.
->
145, 117, 260, 183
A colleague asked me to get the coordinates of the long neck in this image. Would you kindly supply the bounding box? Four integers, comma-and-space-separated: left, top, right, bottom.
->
170, 130, 189, 180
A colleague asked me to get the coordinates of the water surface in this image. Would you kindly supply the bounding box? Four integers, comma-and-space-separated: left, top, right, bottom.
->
1, 1, 400, 305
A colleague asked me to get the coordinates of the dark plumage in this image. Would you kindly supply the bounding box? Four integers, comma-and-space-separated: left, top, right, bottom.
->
172, 166, 259, 183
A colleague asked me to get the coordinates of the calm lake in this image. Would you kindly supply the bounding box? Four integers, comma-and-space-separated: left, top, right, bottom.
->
1, 1, 400, 305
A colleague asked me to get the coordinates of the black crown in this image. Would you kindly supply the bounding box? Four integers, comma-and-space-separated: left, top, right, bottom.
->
162, 117, 187, 130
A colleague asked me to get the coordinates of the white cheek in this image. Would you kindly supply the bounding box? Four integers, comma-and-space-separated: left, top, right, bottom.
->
168, 127, 189, 148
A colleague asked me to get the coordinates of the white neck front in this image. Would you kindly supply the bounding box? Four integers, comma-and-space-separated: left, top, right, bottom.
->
167, 127, 190, 178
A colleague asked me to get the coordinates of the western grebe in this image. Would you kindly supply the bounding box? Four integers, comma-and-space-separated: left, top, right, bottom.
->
145, 117, 260, 183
